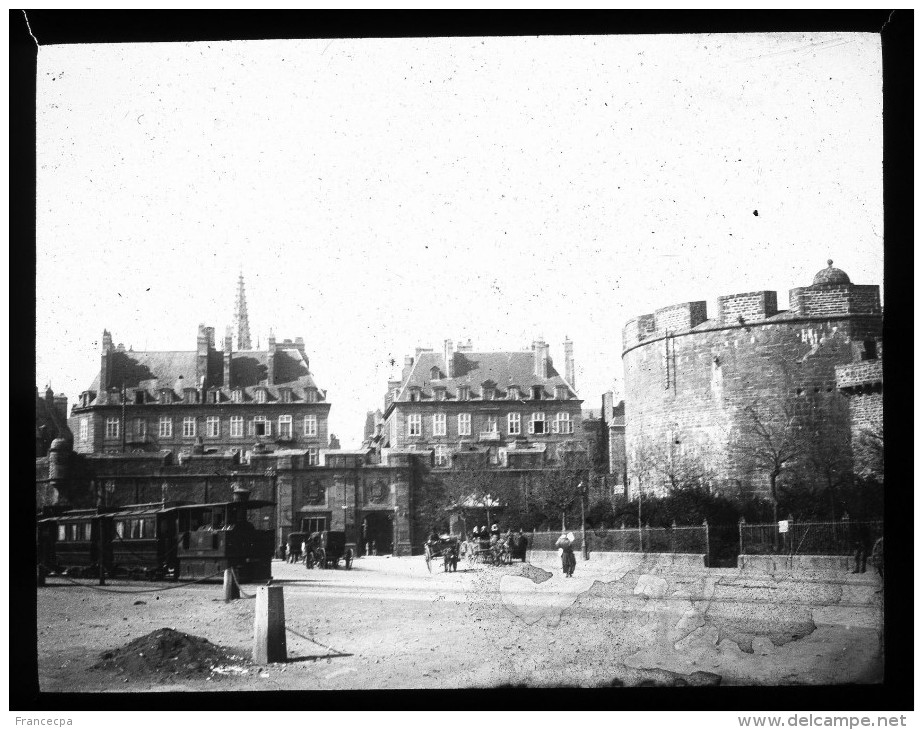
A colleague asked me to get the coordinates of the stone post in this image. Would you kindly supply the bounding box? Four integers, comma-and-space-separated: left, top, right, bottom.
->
223, 568, 239, 601
253, 585, 287, 664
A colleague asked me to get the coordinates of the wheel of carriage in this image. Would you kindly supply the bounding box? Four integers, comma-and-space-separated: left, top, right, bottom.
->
344, 549, 353, 570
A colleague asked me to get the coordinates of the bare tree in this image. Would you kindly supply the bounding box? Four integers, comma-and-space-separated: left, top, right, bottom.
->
628, 432, 714, 496
732, 401, 805, 529
530, 453, 591, 531
438, 459, 506, 528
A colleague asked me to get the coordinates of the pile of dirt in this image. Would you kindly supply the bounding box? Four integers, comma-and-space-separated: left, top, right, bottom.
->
93, 628, 250, 681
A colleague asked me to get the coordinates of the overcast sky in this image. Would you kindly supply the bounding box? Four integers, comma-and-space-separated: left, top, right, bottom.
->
36, 33, 883, 447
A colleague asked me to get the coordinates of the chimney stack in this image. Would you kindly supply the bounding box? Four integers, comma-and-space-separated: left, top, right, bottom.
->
267, 333, 276, 385
444, 339, 454, 378
100, 329, 114, 390
223, 327, 233, 387
564, 337, 575, 389
196, 324, 212, 389
532, 339, 549, 379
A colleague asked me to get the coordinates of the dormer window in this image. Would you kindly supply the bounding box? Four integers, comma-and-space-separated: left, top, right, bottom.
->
255, 389, 267, 404
532, 386, 543, 400
555, 385, 568, 400
430, 366, 441, 380
231, 389, 243, 403
210, 390, 221, 404
184, 388, 198, 404
507, 386, 519, 401
458, 386, 470, 401
434, 387, 446, 401
482, 387, 495, 401
409, 387, 421, 403
135, 390, 145, 405
280, 388, 292, 403
160, 389, 173, 404
305, 388, 318, 403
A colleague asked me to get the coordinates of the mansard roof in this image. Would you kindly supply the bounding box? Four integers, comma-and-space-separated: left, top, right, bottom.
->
84, 345, 322, 404
395, 350, 578, 403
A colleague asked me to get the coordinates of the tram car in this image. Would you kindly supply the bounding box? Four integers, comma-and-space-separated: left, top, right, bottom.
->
37, 490, 275, 583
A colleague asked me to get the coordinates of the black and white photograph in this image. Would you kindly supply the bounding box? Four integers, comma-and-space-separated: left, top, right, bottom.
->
15, 10, 910, 715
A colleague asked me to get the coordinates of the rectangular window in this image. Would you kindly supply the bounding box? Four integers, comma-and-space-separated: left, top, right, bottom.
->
230, 416, 243, 438
210, 390, 220, 404
105, 417, 120, 439
408, 413, 422, 437
183, 417, 196, 438
255, 389, 267, 404
161, 389, 172, 404
458, 387, 469, 401
278, 415, 293, 438
206, 416, 220, 438
280, 389, 291, 403
530, 412, 546, 435
554, 412, 573, 434
307, 448, 319, 466
484, 415, 498, 433
79, 417, 88, 442
458, 413, 471, 436
58, 525, 66, 541
306, 388, 317, 403
304, 415, 318, 437
532, 386, 543, 400
231, 389, 242, 403
251, 416, 270, 437
433, 413, 446, 436
508, 387, 519, 400
159, 416, 173, 438
483, 388, 494, 401
134, 418, 147, 439
82, 522, 93, 540
115, 521, 125, 539
508, 412, 521, 435
435, 445, 449, 467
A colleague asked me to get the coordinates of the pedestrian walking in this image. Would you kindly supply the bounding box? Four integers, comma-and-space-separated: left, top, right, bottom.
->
556, 531, 577, 577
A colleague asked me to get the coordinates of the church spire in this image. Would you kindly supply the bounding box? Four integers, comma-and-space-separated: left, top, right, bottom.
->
234, 273, 252, 350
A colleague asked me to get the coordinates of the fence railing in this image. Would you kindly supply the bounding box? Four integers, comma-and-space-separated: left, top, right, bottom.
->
531, 524, 709, 557
738, 519, 883, 556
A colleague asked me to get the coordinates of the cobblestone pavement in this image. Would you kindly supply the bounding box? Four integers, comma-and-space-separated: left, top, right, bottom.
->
36, 554, 883, 691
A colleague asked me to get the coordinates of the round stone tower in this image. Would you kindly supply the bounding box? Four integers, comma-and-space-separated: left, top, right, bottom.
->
621, 262, 881, 496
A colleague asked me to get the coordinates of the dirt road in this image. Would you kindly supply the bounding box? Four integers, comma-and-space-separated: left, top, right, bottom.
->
37, 554, 882, 691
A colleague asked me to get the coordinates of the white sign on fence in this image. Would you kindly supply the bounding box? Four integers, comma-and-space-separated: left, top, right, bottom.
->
778, 520, 789, 533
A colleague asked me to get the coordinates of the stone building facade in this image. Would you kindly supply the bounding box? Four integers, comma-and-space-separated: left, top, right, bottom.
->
36, 386, 71, 457
622, 262, 882, 496
835, 342, 883, 479
68, 326, 330, 463
381, 338, 584, 469
36, 440, 430, 557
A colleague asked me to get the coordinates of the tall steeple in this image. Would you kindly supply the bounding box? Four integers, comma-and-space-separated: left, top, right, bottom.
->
234, 273, 252, 350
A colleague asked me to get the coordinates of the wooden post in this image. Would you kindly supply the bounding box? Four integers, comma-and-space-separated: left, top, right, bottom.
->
253, 584, 287, 664
223, 568, 240, 601
98, 518, 106, 586
738, 517, 746, 558
703, 519, 710, 568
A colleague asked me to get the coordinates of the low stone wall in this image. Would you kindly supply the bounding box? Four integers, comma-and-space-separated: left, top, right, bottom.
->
527, 550, 706, 570
738, 555, 853, 572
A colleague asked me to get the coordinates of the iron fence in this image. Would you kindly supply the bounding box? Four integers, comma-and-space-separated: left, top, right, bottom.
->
739, 519, 883, 556
531, 524, 709, 556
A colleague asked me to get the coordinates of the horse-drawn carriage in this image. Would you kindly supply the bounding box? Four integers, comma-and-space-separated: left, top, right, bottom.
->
424, 535, 460, 573
302, 530, 354, 569
465, 531, 529, 567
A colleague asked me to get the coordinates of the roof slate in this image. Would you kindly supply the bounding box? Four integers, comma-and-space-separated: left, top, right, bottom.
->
85, 346, 320, 404
397, 350, 577, 402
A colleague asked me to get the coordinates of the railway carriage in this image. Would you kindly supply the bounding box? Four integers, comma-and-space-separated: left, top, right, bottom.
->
37, 491, 275, 583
